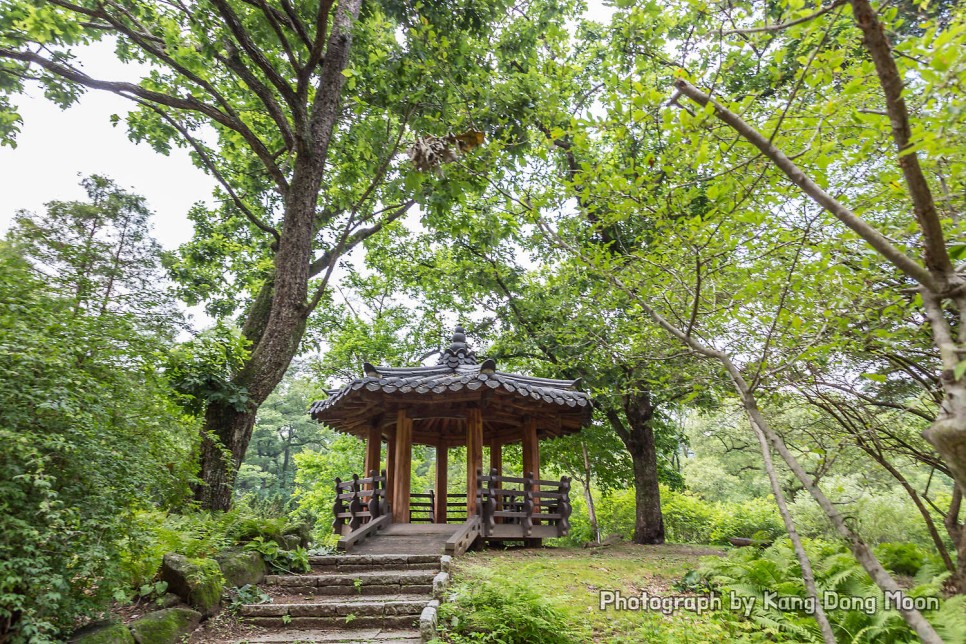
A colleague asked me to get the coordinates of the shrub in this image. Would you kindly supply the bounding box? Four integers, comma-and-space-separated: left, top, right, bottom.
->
661, 487, 717, 543
593, 488, 636, 540
436, 575, 577, 644
787, 477, 941, 547
243, 537, 310, 574
0, 245, 195, 642
873, 542, 930, 577
707, 496, 785, 545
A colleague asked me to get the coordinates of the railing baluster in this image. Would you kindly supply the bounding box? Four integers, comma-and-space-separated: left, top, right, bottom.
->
367, 469, 380, 518
558, 476, 572, 537
348, 473, 363, 531
523, 471, 534, 537
333, 477, 346, 534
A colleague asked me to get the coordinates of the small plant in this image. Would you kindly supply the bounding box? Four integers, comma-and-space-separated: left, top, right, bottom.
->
281, 613, 292, 625
672, 570, 714, 593
243, 536, 310, 574
226, 584, 272, 613
307, 544, 337, 557
353, 578, 363, 594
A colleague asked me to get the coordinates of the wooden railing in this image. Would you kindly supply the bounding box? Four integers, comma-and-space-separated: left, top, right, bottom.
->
446, 493, 468, 523
409, 491, 435, 523
445, 515, 482, 555
332, 470, 388, 535
476, 468, 572, 539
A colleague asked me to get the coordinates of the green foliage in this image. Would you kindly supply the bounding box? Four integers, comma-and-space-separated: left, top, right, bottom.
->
873, 543, 931, 577
701, 539, 966, 642
292, 434, 366, 535
672, 569, 714, 593
243, 537, 310, 574
226, 584, 271, 613
436, 574, 578, 644
708, 497, 786, 546
166, 323, 252, 414
237, 374, 325, 502
583, 486, 784, 546
0, 187, 194, 641
787, 476, 944, 547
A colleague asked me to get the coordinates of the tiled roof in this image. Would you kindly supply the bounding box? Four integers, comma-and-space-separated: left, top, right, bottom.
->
309, 327, 591, 419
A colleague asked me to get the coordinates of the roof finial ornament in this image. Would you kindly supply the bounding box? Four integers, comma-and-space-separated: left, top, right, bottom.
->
437, 325, 478, 368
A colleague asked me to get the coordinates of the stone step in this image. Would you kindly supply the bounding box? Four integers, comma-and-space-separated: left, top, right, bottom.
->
233, 628, 421, 643
241, 595, 430, 619
308, 554, 441, 573
242, 615, 421, 630
265, 569, 435, 596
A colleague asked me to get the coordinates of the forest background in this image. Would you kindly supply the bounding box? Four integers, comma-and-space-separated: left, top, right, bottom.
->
1, 0, 966, 642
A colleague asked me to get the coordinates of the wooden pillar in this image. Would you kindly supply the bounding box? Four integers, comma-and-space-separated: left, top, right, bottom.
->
466, 407, 483, 516
489, 439, 503, 520
435, 445, 448, 523
364, 424, 382, 480
523, 416, 541, 545
522, 416, 540, 482
386, 427, 396, 509
392, 410, 413, 522
489, 439, 503, 476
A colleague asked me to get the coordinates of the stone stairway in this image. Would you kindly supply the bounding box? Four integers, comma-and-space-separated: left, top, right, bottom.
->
231, 553, 449, 643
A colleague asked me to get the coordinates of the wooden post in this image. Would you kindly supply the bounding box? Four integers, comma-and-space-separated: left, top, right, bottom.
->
392, 409, 413, 523
435, 445, 448, 523
364, 424, 381, 486
466, 407, 483, 516
522, 416, 540, 483
490, 440, 503, 520
386, 427, 396, 511
489, 439, 503, 476
523, 416, 542, 545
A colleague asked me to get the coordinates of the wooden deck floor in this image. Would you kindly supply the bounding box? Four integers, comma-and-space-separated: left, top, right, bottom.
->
350, 523, 462, 555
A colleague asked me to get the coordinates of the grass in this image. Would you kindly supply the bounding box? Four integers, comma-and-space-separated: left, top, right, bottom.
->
441, 543, 809, 643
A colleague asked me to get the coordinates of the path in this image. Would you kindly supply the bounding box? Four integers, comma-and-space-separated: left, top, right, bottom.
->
193, 526, 460, 643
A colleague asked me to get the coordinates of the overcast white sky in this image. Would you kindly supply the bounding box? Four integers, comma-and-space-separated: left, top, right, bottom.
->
0, 2, 615, 254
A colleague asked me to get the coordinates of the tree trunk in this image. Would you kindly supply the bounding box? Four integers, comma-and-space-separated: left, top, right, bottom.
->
745, 410, 836, 644
280, 427, 293, 493
581, 441, 601, 544
190, 0, 363, 510
945, 487, 966, 594
195, 402, 258, 511
620, 391, 665, 544
626, 430, 665, 544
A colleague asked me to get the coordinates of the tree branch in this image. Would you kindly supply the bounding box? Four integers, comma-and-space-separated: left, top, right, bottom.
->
209, 0, 299, 112
849, 0, 955, 284
305, 199, 416, 311
143, 101, 280, 242
1, 47, 290, 192
673, 79, 938, 291
720, 0, 846, 35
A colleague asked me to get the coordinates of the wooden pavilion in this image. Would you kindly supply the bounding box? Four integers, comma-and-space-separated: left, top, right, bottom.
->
310, 327, 592, 552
